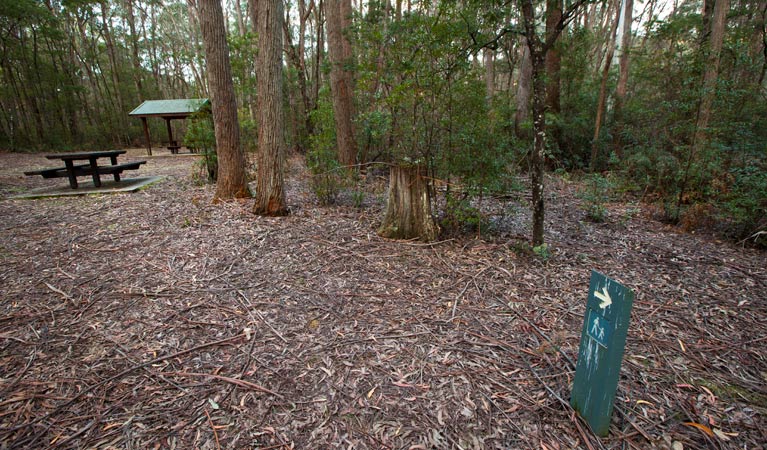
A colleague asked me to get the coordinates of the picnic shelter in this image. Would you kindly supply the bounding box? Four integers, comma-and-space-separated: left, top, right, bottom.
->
128, 98, 210, 155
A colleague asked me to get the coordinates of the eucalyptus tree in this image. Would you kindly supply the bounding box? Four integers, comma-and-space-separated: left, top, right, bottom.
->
253, 0, 288, 215
518, 0, 592, 246
198, 0, 250, 200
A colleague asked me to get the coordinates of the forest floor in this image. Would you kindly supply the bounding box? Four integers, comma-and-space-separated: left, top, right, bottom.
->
0, 149, 765, 450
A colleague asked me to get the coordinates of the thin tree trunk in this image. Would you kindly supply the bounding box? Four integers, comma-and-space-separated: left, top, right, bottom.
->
612, 0, 634, 156
484, 48, 495, 101
530, 49, 547, 246
590, 2, 621, 172
520, 0, 590, 245
757, 2, 767, 86
679, 0, 730, 212
126, 0, 144, 100
326, 0, 357, 168
515, 36, 533, 139
545, 0, 562, 116
253, 0, 288, 215
198, 0, 250, 200
233, 0, 247, 36
312, 0, 324, 108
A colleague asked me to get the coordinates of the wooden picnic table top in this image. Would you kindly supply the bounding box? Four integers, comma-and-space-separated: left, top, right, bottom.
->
45, 150, 127, 160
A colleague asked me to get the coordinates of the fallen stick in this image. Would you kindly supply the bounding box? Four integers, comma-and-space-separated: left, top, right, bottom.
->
168, 372, 283, 399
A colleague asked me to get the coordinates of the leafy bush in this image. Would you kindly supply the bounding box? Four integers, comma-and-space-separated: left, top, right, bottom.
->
577, 174, 614, 222
307, 89, 344, 205
440, 193, 487, 234
185, 112, 217, 183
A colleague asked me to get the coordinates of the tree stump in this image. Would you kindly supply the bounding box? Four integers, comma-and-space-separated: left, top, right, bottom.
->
378, 164, 439, 241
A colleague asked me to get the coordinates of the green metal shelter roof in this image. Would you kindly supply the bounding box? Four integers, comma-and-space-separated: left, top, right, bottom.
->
128, 98, 210, 117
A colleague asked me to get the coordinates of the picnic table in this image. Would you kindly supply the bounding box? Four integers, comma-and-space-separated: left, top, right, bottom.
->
24, 150, 146, 189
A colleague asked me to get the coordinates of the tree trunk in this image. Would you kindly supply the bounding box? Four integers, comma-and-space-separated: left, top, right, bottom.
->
515, 36, 533, 139
312, 0, 324, 109
126, 0, 144, 100
378, 165, 439, 241
759, 2, 767, 86
233, 0, 247, 36
519, 0, 589, 246
530, 49, 547, 247
590, 2, 621, 172
484, 47, 495, 101
326, 0, 357, 168
545, 0, 562, 115
612, 0, 634, 156
678, 0, 730, 212
198, 0, 250, 200
253, 0, 288, 215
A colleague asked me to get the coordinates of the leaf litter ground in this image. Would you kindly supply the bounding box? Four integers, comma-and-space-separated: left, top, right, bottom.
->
0, 150, 764, 449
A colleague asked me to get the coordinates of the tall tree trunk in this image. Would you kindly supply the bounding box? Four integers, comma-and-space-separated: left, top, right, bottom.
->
233, 0, 247, 36
484, 47, 495, 101
312, 0, 324, 108
756, 1, 766, 86
590, 2, 621, 172
126, 0, 144, 100
283, 0, 313, 147
100, 1, 126, 142
199, 0, 250, 200
378, 165, 438, 241
515, 36, 533, 139
520, 0, 590, 246
612, 0, 634, 156
326, 0, 357, 168
530, 49, 547, 246
679, 0, 730, 212
545, 0, 562, 115
253, 0, 288, 215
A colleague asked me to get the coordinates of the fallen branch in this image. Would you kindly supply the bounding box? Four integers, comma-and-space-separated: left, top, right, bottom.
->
167, 372, 283, 399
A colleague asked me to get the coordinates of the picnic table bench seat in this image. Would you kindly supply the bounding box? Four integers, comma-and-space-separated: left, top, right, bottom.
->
24, 163, 92, 178
24, 151, 147, 189
25, 161, 146, 179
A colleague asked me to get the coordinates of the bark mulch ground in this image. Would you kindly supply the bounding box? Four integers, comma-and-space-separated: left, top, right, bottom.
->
0, 150, 764, 449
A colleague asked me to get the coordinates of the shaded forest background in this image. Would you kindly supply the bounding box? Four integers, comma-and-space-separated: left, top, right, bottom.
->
0, 0, 765, 244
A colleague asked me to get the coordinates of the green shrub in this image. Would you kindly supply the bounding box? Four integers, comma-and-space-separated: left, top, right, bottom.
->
307, 89, 344, 205
578, 174, 614, 222
185, 112, 217, 183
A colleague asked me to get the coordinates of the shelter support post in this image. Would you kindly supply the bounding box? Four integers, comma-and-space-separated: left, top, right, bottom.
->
165, 118, 175, 145
141, 117, 152, 156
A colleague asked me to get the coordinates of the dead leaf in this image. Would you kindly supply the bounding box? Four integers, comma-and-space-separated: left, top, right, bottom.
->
683, 422, 714, 437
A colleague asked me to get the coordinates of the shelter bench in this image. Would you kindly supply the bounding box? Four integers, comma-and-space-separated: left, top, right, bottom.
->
24, 150, 146, 189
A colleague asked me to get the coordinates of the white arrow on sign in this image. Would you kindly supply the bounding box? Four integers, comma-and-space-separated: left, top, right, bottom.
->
594, 286, 612, 309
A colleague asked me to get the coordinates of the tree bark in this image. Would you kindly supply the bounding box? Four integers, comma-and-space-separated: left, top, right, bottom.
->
198, 0, 250, 200
530, 49, 547, 247
678, 0, 730, 211
590, 2, 621, 172
612, 0, 634, 156
378, 165, 439, 241
545, 0, 562, 116
515, 36, 533, 139
253, 0, 288, 215
125, 0, 144, 100
326, 0, 357, 168
520, 0, 589, 246
484, 47, 495, 101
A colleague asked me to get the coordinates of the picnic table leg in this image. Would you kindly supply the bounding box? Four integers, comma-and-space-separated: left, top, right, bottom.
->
64, 160, 78, 189
89, 157, 102, 187
110, 155, 121, 182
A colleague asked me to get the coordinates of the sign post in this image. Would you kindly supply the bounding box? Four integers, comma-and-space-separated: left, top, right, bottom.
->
571, 270, 634, 436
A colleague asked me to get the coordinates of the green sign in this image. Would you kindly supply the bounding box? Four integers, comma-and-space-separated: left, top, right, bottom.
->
571, 270, 634, 436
